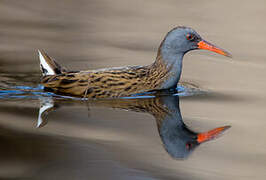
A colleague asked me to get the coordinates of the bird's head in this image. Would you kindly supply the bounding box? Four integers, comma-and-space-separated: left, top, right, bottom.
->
159, 26, 232, 59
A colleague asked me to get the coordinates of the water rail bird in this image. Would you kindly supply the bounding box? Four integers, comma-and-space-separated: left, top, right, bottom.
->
38, 26, 231, 98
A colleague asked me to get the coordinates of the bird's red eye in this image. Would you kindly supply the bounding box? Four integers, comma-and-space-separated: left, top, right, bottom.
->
186, 143, 192, 149
186, 34, 194, 41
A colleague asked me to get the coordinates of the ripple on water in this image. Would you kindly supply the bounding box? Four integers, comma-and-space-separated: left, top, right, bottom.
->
0, 82, 206, 101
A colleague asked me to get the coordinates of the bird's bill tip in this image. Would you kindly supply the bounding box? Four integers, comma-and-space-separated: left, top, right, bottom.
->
197, 125, 231, 143
197, 40, 232, 58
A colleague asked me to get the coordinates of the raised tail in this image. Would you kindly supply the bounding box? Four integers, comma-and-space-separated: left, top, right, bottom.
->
38, 50, 67, 76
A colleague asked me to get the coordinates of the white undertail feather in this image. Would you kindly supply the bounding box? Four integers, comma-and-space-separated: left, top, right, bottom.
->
38, 50, 56, 76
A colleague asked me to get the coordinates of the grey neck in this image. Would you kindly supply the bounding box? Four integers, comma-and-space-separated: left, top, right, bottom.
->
159, 48, 185, 89
158, 96, 192, 159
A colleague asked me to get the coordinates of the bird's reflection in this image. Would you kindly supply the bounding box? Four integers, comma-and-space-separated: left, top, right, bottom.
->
37, 95, 230, 159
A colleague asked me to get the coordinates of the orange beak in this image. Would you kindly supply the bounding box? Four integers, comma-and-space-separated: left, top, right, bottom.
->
198, 40, 232, 57
197, 125, 231, 143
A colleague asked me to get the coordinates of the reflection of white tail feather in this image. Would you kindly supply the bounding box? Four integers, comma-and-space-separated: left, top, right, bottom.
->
37, 97, 54, 128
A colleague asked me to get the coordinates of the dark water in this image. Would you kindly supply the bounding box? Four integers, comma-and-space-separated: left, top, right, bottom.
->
1, 0, 266, 179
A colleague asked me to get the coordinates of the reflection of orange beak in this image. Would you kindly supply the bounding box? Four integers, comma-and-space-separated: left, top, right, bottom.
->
197, 125, 231, 143
198, 40, 232, 57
